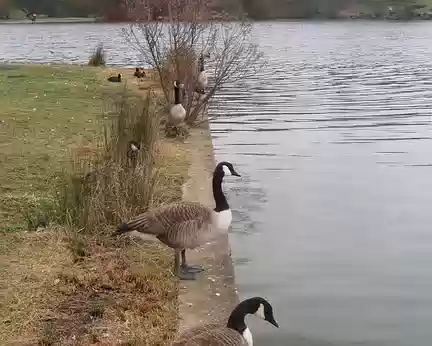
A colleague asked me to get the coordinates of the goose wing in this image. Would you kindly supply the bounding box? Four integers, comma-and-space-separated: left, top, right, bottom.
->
152, 201, 214, 248
113, 201, 213, 240
173, 326, 246, 346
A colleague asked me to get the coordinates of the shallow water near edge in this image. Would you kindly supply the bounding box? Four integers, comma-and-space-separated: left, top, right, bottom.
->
1, 21, 432, 346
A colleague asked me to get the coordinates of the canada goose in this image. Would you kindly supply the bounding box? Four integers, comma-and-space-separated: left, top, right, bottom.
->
196, 54, 208, 94
107, 74, 122, 83
112, 161, 241, 280
170, 80, 186, 125
173, 297, 279, 346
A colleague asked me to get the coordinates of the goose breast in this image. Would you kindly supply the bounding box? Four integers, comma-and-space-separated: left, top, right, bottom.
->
198, 71, 208, 87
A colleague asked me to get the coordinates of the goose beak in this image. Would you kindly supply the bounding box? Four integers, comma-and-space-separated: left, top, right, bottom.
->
232, 171, 241, 177
270, 319, 279, 328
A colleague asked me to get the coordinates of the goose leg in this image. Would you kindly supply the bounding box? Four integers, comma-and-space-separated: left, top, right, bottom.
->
174, 249, 196, 280
181, 249, 204, 273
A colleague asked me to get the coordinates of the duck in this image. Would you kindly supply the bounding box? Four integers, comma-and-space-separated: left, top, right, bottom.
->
169, 80, 186, 125
107, 73, 122, 83
173, 297, 279, 345
112, 161, 241, 280
195, 54, 208, 94
133, 67, 146, 79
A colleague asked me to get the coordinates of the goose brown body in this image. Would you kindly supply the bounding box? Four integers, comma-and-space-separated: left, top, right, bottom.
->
115, 201, 220, 249
176, 322, 224, 341
173, 327, 247, 346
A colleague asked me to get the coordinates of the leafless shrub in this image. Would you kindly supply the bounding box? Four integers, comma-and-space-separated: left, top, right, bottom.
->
122, 0, 265, 127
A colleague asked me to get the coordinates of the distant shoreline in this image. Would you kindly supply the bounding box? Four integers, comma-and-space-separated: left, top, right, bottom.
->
1, 16, 432, 25
0, 17, 99, 25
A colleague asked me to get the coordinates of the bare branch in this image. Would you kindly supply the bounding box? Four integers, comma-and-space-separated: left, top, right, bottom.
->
122, 0, 265, 129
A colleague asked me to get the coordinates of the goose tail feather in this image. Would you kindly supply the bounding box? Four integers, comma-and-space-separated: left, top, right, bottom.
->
112, 212, 159, 237
111, 223, 131, 237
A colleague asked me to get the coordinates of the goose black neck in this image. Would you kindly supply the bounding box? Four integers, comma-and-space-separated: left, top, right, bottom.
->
213, 172, 229, 212
174, 85, 180, 104
226, 304, 247, 335
199, 58, 204, 72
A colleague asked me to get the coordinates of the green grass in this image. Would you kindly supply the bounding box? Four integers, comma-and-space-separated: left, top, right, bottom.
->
0, 65, 108, 228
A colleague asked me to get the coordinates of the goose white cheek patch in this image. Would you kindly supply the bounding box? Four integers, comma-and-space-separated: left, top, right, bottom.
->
222, 165, 232, 176
254, 303, 265, 319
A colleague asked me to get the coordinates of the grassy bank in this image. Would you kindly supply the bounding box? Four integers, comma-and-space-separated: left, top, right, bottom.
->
0, 65, 188, 345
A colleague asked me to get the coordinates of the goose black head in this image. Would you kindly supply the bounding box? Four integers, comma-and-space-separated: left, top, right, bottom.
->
118, 73, 122, 81
244, 297, 279, 328
215, 161, 241, 177
227, 297, 279, 337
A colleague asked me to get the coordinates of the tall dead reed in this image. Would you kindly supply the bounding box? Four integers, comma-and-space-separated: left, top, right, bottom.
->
58, 88, 161, 233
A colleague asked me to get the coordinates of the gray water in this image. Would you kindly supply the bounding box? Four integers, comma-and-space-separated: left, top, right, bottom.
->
2, 21, 432, 346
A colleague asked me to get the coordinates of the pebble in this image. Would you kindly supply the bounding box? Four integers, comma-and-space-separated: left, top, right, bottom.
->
215, 292, 220, 297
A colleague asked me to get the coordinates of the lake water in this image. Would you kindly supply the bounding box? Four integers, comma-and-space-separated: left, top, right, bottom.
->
2, 21, 432, 346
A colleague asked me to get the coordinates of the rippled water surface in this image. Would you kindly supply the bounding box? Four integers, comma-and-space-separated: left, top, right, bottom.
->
2, 21, 432, 346
213, 22, 432, 346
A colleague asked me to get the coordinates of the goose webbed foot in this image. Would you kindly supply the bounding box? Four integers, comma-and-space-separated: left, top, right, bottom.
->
175, 249, 198, 280
181, 264, 204, 273
181, 249, 204, 273
177, 268, 197, 280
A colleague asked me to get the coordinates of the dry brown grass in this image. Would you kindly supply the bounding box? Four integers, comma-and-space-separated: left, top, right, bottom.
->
88, 44, 106, 67
0, 230, 178, 345
0, 65, 190, 346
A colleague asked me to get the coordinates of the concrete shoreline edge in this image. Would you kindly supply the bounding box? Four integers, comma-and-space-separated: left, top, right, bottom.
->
178, 122, 239, 333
